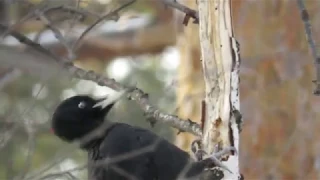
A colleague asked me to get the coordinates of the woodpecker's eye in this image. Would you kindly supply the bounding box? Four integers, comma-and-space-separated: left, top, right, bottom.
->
78, 101, 86, 109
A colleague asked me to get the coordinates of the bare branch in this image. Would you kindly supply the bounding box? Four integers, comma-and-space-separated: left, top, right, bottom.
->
43, 5, 100, 19
296, 0, 320, 95
31, 3, 111, 61
160, 0, 199, 24
0, 84, 45, 151
72, 0, 136, 52
0, 1, 37, 39
16, 134, 36, 180
0, 23, 202, 137
35, 10, 75, 60
0, 68, 21, 90
35, 164, 86, 180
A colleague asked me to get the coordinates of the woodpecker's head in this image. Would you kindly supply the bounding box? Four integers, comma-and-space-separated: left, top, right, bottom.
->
51, 90, 126, 142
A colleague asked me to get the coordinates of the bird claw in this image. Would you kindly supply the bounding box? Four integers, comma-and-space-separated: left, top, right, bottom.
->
191, 140, 237, 173
191, 139, 204, 160
195, 149, 207, 161
214, 146, 237, 159
207, 146, 237, 173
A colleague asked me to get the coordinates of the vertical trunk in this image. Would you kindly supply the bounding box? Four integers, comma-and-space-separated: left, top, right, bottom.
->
198, 0, 241, 179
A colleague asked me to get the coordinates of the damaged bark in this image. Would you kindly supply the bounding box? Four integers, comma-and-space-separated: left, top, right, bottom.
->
197, 0, 242, 179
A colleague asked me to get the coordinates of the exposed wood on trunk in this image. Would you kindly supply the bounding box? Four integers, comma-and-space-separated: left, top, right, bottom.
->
198, 0, 241, 178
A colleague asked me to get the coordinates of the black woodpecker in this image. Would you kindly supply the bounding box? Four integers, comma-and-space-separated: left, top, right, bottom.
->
51, 93, 229, 180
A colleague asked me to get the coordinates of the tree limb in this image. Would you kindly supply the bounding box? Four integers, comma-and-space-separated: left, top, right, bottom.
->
160, 0, 199, 25
72, 0, 136, 53
0, 23, 203, 137
3, 15, 175, 61
296, 0, 320, 95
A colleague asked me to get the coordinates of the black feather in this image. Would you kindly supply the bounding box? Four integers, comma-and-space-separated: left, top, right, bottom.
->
51, 95, 216, 180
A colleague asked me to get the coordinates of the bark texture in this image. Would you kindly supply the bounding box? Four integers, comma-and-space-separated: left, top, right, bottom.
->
198, 0, 241, 179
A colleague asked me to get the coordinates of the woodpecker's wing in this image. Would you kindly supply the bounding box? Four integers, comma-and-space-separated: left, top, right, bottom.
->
97, 123, 206, 180
97, 123, 159, 180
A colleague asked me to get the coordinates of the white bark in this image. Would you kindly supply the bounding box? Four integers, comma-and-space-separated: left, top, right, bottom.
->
198, 0, 241, 179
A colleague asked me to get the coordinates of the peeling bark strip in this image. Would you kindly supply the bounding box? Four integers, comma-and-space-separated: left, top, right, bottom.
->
198, 0, 241, 179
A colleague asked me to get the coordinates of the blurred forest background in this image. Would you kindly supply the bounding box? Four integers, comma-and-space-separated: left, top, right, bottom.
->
0, 0, 320, 179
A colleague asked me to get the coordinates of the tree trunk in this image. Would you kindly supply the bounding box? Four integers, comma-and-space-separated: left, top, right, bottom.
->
198, 0, 241, 179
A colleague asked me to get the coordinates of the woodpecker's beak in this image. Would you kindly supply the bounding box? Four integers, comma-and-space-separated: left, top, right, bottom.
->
93, 89, 127, 109
93, 96, 110, 109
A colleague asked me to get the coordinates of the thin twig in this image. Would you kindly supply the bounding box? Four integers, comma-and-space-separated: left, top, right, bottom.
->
43, 5, 100, 19
296, 0, 320, 95
0, 84, 45, 151
160, 0, 199, 24
0, 68, 21, 90
16, 133, 36, 180
35, 164, 86, 180
35, 10, 75, 60
0, 1, 37, 39
72, 0, 136, 52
